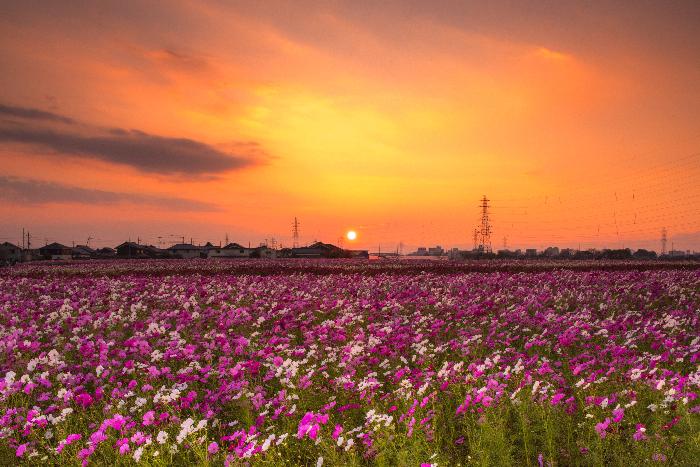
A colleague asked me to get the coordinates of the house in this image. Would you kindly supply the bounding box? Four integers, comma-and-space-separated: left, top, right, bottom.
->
291, 242, 347, 258
0, 242, 22, 264
72, 244, 95, 259
201, 242, 217, 256
252, 245, 278, 259
115, 242, 166, 259
95, 247, 116, 258
39, 242, 72, 260
167, 243, 204, 259
348, 249, 369, 259
207, 243, 253, 258
116, 242, 146, 258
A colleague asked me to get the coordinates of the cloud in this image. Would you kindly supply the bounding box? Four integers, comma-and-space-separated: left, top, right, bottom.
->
0, 103, 263, 176
0, 176, 220, 211
0, 103, 75, 124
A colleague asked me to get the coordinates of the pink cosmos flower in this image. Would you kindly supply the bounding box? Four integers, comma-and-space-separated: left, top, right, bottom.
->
75, 393, 93, 408
297, 411, 330, 440
595, 418, 611, 439
142, 410, 155, 426
633, 424, 647, 441
612, 408, 624, 423
208, 442, 219, 454
551, 393, 565, 405
90, 430, 107, 444
16, 443, 28, 457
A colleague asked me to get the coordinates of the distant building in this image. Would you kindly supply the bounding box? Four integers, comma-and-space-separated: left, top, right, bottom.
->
525, 249, 538, 257
668, 250, 686, 258
72, 245, 95, 259
0, 242, 22, 263
292, 242, 346, 258
167, 243, 203, 259
95, 247, 116, 258
39, 242, 73, 260
348, 249, 369, 259
115, 242, 166, 259
428, 246, 444, 256
253, 246, 278, 259
207, 243, 253, 258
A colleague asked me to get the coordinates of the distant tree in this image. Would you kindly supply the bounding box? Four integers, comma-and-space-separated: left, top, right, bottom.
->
602, 248, 632, 260
573, 250, 595, 260
632, 249, 657, 260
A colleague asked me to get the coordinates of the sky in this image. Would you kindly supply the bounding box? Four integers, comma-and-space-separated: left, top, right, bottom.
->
1, 0, 699, 252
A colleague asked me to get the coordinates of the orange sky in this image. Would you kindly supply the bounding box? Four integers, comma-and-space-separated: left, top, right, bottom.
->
1, 1, 699, 252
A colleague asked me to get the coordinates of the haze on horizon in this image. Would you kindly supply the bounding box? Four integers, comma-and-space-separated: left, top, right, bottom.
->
1, 0, 699, 252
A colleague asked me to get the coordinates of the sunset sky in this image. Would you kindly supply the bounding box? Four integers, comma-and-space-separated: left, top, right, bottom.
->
1, 1, 699, 252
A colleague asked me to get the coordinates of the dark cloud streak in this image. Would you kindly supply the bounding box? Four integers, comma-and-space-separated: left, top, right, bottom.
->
0, 176, 221, 212
0, 103, 262, 176
0, 103, 75, 124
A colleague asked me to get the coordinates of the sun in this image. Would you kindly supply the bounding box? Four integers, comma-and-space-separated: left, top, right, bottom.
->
346, 230, 357, 241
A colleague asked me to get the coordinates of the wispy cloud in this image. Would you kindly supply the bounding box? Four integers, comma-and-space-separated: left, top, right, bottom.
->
0, 176, 220, 211
0, 103, 264, 176
0, 103, 75, 124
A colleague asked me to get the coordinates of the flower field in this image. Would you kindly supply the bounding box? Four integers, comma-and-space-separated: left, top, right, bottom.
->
1, 260, 699, 465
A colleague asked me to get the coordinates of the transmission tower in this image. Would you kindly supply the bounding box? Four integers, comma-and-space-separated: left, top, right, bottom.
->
478, 195, 492, 253
292, 217, 300, 248
661, 228, 667, 255
472, 229, 478, 251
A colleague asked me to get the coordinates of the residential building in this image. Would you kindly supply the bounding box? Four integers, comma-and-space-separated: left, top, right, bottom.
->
207, 243, 253, 258
39, 242, 73, 260
0, 242, 22, 263
72, 244, 95, 259
167, 243, 204, 259
115, 242, 166, 259
292, 242, 345, 258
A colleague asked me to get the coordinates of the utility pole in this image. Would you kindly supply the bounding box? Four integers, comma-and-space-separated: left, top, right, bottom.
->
661, 228, 667, 255
473, 229, 478, 251
22, 228, 25, 250
478, 195, 492, 253
225, 233, 229, 246
292, 217, 300, 248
